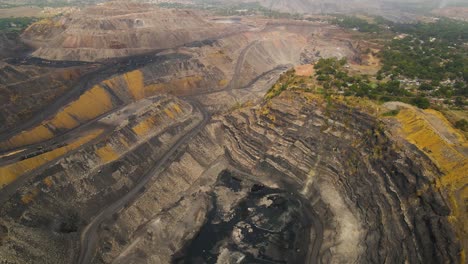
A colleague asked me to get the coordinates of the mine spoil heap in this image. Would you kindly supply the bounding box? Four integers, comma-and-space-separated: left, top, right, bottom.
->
21, 2, 240, 62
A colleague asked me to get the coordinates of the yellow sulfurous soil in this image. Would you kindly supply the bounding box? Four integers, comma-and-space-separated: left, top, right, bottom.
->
132, 116, 157, 137
123, 70, 145, 100
131, 103, 184, 137
50, 85, 114, 129
96, 144, 120, 163
1, 69, 148, 151
395, 106, 468, 262
0, 129, 104, 190
1, 125, 54, 150
145, 76, 204, 96
1, 85, 114, 150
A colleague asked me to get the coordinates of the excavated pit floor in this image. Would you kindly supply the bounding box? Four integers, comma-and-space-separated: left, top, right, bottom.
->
173, 170, 313, 264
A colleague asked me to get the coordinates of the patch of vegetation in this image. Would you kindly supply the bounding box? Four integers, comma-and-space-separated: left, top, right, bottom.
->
409, 96, 431, 109
379, 19, 468, 98
332, 16, 381, 33
158, 1, 303, 19
326, 16, 468, 110
313, 57, 418, 103
0, 17, 37, 32
382, 109, 400, 117
265, 69, 296, 99
454, 119, 468, 131
392, 18, 468, 42
309, 56, 459, 110
0, 3, 18, 8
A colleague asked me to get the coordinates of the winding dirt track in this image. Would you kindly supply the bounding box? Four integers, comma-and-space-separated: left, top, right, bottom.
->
75, 100, 210, 264
227, 40, 259, 91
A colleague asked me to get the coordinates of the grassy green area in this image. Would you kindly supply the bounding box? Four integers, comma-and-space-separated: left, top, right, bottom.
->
320, 56, 465, 109
0, 17, 37, 32
267, 53, 463, 110
382, 109, 400, 116
324, 16, 467, 109
158, 1, 303, 19
455, 119, 468, 131
332, 16, 382, 33
379, 19, 467, 98
313, 57, 433, 108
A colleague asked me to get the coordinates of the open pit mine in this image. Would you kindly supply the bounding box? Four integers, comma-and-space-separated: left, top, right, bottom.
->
0, 2, 465, 264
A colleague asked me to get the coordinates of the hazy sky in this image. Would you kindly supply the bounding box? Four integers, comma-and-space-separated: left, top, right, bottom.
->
439, 0, 450, 7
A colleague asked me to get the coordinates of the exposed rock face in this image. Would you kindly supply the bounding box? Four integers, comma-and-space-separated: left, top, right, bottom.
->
383, 102, 468, 257
0, 91, 460, 263
217, 93, 460, 263
0, 94, 204, 263
0, 32, 31, 59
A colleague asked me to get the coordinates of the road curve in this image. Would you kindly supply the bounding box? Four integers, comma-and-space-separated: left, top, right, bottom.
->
75, 100, 209, 264
227, 40, 259, 91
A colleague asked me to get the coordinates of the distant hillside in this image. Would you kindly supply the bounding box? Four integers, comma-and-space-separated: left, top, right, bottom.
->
0, 0, 104, 8
21, 1, 243, 61
191, 0, 455, 17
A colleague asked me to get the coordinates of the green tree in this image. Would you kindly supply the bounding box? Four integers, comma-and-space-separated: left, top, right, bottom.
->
419, 83, 433, 91
455, 119, 468, 131
454, 97, 466, 107
410, 97, 430, 109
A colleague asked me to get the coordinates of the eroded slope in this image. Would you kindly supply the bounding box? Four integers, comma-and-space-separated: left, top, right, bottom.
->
21, 2, 244, 62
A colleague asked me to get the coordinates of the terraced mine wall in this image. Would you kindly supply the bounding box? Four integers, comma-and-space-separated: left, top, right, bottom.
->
218, 93, 460, 263
0, 52, 194, 144
85, 92, 459, 263
1, 21, 349, 152
0, 63, 87, 134
0, 54, 200, 151
387, 104, 468, 260
0, 95, 204, 263
0, 89, 461, 263
1, 89, 460, 263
